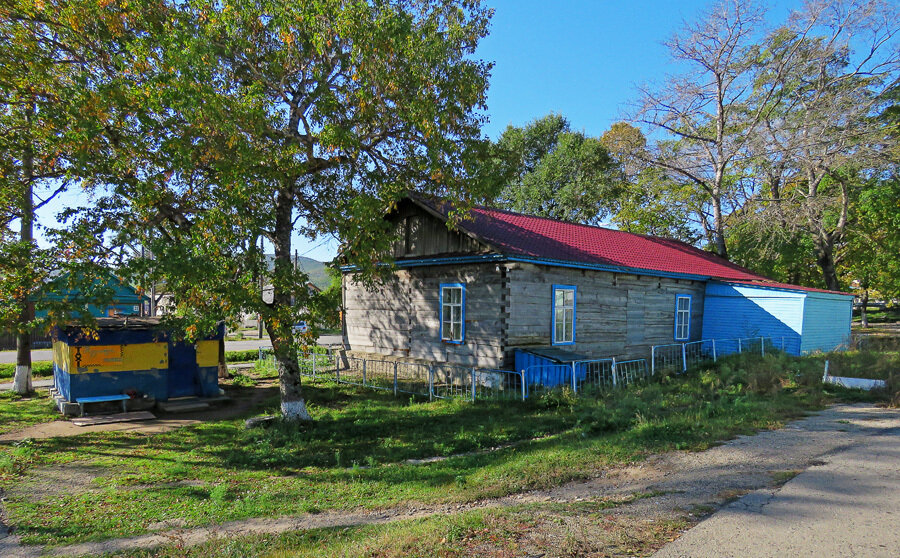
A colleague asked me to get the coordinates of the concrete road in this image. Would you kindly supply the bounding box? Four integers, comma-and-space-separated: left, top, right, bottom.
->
653, 416, 900, 558
0, 335, 344, 364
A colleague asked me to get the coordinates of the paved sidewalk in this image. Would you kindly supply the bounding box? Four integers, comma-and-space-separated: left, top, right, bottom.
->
653, 417, 900, 558
0, 379, 53, 392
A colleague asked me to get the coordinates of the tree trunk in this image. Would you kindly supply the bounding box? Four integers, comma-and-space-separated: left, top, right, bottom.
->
860, 276, 869, 329
711, 192, 728, 259
813, 235, 840, 291
269, 184, 311, 421
14, 115, 35, 395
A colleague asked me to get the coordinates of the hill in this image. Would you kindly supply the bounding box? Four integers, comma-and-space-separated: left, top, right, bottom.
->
264, 254, 333, 290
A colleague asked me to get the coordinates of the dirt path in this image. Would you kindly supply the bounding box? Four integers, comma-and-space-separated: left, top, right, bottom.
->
3, 403, 897, 558
0, 382, 278, 443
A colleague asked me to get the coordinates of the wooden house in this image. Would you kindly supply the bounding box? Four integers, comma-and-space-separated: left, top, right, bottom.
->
341, 196, 853, 368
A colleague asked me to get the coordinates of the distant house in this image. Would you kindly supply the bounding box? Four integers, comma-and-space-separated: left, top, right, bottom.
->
39, 273, 148, 318
341, 196, 853, 368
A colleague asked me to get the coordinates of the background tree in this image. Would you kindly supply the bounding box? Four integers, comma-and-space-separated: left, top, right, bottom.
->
0, 0, 149, 393
488, 114, 622, 224
600, 122, 698, 241
81, 0, 493, 421
743, 0, 900, 290
631, 0, 774, 258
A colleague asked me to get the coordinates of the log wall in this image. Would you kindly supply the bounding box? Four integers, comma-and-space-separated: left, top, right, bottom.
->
343, 261, 707, 369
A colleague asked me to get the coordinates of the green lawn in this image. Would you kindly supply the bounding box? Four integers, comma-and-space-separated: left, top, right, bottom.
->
1, 350, 860, 549
0, 390, 59, 436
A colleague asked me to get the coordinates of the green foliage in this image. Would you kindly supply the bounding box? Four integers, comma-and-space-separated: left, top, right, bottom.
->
0, 361, 53, 380
489, 114, 623, 225
224, 350, 261, 364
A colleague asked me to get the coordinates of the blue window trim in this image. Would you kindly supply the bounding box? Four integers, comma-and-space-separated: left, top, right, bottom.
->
551, 284, 577, 346
440, 283, 466, 344
674, 294, 691, 341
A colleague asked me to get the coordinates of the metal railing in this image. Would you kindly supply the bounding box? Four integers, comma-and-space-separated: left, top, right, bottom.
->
256, 348, 657, 404
651, 336, 786, 375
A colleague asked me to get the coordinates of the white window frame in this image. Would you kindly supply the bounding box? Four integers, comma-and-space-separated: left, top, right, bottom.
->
552, 285, 576, 345
440, 283, 465, 344
674, 294, 691, 341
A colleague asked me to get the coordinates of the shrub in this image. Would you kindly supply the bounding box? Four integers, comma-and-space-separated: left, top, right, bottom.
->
225, 350, 261, 363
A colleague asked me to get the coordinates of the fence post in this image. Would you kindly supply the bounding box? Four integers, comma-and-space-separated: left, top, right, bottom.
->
823, 360, 830, 381
738, 338, 742, 354
312, 352, 317, 378
258, 347, 262, 362
429, 366, 434, 401
611, 357, 618, 388
335, 355, 341, 383
651, 347, 656, 376
393, 362, 398, 396
681, 343, 687, 373
571, 362, 577, 393
520, 370, 526, 401
471, 368, 476, 402
712, 339, 717, 362
362, 360, 367, 387
781, 337, 786, 352
760, 336, 765, 356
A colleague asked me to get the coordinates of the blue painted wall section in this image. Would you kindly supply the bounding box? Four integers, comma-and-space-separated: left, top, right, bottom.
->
801, 292, 852, 354
701, 282, 805, 355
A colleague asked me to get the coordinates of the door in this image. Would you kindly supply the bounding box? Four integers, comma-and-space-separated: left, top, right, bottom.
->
167, 342, 199, 398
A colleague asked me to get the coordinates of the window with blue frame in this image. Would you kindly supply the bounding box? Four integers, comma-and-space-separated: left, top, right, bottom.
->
440, 283, 465, 343
674, 294, 691, 340
552, 285, 576, 345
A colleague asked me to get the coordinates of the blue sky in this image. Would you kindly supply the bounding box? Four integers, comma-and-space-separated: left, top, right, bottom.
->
36, 1, 802, 263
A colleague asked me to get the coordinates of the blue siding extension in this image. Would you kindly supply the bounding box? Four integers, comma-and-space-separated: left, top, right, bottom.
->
701, 282, 805, 355
801, 293, 852, 354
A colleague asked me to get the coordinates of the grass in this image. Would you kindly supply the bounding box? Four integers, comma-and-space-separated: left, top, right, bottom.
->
0, 390, 59, 435
0, 361, 53, 380
852, 307, 900, 325
0, 349, 895, 551
106, 499, 690, 558
0, 352, 835, 549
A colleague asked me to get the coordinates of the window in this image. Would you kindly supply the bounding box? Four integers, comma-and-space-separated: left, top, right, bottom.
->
674, 295, 691, 340
552, 285, 576, 345
440, 283, 465, 343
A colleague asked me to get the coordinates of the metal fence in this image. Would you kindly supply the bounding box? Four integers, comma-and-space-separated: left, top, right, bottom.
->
256, 349, 652, 403
651, 336, 786, 375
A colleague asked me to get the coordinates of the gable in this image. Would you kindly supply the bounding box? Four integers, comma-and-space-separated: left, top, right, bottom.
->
389, 199, 491, 259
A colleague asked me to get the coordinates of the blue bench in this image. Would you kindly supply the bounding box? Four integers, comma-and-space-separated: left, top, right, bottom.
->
75, 394, 131, 417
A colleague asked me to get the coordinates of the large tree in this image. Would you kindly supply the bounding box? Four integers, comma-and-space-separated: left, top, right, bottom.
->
0, 0, 147, 393
81, 0, 493, 421
488, 114, 622, 225
744, 0, 900, 290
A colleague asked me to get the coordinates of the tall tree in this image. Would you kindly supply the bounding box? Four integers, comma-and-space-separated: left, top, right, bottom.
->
489, 114, 621, 225
600, 122, 699, 241
0, 0, 146, 393
82, 0, 492, 421
631, 0, 772, 258
745, 0, 900, 290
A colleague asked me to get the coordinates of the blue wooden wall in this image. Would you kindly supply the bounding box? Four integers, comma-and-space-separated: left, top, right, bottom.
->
701, 282, 805, 355
800, 292, 852, 354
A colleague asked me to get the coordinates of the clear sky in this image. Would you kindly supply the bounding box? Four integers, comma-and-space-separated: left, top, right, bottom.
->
35, 0, 802, 263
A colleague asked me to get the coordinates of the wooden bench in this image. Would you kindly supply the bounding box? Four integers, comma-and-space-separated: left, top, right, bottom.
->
75, 394, 131, 417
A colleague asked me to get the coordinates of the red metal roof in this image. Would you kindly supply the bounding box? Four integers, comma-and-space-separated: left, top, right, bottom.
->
414, 198, 851, 295
454, 205, 764, 281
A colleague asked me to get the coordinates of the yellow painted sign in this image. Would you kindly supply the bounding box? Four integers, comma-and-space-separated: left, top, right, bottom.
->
72, 343, 168, 374
195, 340, 221, 368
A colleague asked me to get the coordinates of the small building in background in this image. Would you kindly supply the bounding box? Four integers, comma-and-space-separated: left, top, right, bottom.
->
51, 318, 224, 415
